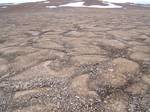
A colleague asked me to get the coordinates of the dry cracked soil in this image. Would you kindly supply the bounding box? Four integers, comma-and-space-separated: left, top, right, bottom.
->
0, 1, 150, 112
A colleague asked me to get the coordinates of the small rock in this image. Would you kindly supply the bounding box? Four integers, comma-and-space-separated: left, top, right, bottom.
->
64, 31, 83, 37
26, 30, 40, 36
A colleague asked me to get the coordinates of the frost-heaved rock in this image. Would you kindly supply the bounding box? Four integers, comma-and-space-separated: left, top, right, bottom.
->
142, 74, 150, 85
94, 58, 139, 88
125, 82, 148, 95
112, 58, 140, 74
0, 64, 8, 76
71, 75, 89, 96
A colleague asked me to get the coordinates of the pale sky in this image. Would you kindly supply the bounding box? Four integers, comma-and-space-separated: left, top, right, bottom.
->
0, 0, 46, 4
103, 0, 150, 4
0, 0, 150, 4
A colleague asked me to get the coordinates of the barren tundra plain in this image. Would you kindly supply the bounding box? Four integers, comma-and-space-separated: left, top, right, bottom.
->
0, 1, 150, 112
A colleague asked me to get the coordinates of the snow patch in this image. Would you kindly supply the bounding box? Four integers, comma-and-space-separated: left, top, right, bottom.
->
46, 6, 57, 8
47, 1, 122, 9
60, 1, 84, 7
1, 6, 7, 8
43, 1, 50, 3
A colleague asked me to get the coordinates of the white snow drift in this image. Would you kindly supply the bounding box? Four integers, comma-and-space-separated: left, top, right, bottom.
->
47, 2, 122, 9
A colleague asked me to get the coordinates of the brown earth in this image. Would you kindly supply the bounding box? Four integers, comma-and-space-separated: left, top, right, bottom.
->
0, 1, 150, 112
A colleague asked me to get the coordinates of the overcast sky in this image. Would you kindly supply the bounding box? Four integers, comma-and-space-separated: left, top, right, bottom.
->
103, 0, 150, 4
0, 0, 46, 4
0, 0, 150, 4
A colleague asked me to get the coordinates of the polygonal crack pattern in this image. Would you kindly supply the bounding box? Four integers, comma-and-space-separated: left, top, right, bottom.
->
0, 6, 150, 112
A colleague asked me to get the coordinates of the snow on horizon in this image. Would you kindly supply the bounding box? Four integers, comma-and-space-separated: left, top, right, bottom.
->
0, 0, 46, 4
47, 2, 122, 8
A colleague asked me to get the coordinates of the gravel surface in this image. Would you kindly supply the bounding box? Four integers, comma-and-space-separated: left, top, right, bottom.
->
0, 0, 150, 112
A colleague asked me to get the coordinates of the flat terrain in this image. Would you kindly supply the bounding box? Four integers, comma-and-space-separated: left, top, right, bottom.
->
0, 1, 150, 112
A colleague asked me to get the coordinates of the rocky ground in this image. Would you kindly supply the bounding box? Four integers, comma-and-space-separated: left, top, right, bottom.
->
0, 1, 150, 112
